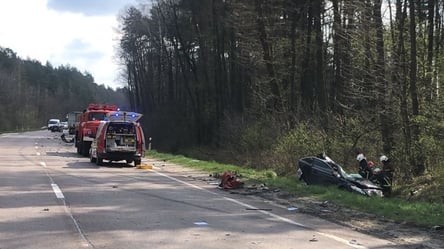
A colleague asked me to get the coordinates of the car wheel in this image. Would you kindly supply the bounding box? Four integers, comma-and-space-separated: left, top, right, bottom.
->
81, 141, 90, 157
76, 141, 82, 155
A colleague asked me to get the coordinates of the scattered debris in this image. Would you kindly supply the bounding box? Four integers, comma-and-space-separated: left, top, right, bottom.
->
210, 172, 220, 178
349, 239, 359, 245
60, 134, 74, 143
245, 208, 272, 211
136, 164, 153, 169
42, 208, 49, 211
219, 171, 244, 189
309, 235, 318, 242
320, 201, 328, 207
194, 221, 208, 226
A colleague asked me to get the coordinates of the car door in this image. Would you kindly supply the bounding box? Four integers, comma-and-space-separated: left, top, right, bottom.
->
311, 158, 337, 185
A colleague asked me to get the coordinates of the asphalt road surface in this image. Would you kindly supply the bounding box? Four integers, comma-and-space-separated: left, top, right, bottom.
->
0, 130, 400, 249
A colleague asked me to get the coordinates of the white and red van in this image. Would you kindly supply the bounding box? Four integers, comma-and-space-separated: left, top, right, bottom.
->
89, 111, 145, 166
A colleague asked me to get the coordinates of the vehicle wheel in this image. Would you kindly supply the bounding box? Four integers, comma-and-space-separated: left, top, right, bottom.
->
81, 141, 90, 157
134, 159, 141, 166
126, 159, 133, 165
76, 140, 82, 154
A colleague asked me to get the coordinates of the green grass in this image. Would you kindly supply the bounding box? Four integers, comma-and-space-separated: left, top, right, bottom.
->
147, 151, 444, 227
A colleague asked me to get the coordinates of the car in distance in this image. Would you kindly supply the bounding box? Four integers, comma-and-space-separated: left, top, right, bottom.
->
298, 155, 384, 197
47, 119, 61, 132
60, 121, 68, 130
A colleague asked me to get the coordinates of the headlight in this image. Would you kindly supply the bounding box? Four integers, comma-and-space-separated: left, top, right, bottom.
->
362, 188, 384, 197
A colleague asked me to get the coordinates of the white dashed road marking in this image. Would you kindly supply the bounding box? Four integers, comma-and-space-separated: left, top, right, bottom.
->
51, 184, 65, 199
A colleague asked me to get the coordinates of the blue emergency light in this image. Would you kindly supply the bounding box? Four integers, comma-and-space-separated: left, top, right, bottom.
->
107, 111, 142, 122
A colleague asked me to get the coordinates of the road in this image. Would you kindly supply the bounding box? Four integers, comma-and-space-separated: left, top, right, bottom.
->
0, 130, 399, 249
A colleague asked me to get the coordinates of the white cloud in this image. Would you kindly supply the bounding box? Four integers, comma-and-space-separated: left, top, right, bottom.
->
0, 0, 136, 89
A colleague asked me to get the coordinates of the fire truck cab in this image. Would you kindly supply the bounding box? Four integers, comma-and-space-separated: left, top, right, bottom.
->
75, 103, 118, 156
89, 111, 145, 166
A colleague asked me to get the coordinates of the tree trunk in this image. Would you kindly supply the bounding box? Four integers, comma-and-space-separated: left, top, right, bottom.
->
374, 0, 394, 154
254, 0, 282, 112
409, 0, 424, 175
313, 0, 326, 112
426, 0, 434, 101
332, 0, 343, 112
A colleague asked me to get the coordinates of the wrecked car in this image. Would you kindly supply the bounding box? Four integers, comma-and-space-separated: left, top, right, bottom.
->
298, 155, 384, 197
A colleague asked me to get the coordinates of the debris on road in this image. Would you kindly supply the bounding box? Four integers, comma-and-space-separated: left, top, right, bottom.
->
219, 171, 244, 189
136, 164, 153, 169
246, 208, 272, 211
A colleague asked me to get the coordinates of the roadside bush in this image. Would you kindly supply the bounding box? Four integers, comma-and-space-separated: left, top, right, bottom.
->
238, 119, 279, 153
269, 123, 326, 176
265, 115, 385, 176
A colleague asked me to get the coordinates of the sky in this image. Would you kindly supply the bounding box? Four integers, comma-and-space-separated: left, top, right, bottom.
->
0, 0, 142, 89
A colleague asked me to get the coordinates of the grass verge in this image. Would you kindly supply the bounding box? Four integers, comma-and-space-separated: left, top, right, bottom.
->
147, 151, 444, 227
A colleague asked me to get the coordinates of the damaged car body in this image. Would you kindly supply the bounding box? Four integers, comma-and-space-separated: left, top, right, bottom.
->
298, 155, 384, 197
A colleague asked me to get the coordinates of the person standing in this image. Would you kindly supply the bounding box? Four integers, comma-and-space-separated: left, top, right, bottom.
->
379, 155, 393, 182
356, 151, 371, 179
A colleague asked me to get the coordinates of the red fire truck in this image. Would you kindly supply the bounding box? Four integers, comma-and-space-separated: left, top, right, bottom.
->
75, 103, 118, 156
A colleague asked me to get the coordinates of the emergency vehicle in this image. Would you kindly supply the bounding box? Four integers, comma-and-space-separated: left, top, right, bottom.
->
89, 111, 145, 166
75, 103, 118, 156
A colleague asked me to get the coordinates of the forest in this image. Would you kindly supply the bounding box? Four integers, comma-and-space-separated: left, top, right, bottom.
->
117, 0, 444, 192
0, 47, 130, 131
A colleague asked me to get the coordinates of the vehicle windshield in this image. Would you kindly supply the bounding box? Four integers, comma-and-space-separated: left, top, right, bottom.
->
333, 162, 359, 180
328, 161, 353, 179
320, 154, 363, 180
89, 112, 107, 121
337, 165, 350, 178
49, 120, 58, 124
